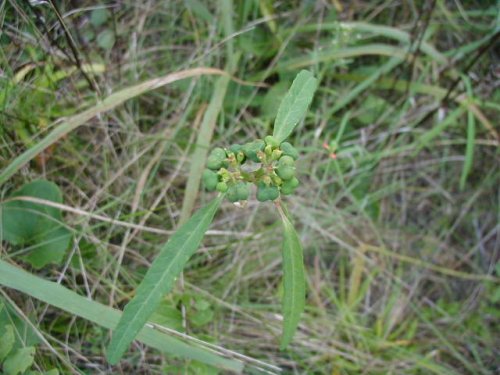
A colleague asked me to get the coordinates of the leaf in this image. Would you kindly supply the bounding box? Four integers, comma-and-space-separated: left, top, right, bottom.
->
3, 347, 35, 375
106, 195, 223, 364
279, 214, 306, 349
97, 30, 115, 50
1, 180, 71, 268
90, 8, 110, 27
0, 260, 243, 372
272, 70, 318, 143
185, 0, 213, 23
0, 324, 15, 361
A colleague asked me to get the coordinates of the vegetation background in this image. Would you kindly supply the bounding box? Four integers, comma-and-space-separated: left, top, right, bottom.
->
0, 0, 499, 374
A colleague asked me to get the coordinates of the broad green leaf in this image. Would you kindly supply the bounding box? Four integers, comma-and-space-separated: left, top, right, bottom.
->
1, 180, 71, 268
97, 29, 115, 50
0, 260, 243, 372
280, 215, 306, 349
106, 195, 223, 364
272, 70, 318, 143
3, 347, 35, 375
0, 324, 15, 361
90, 8, 110, 27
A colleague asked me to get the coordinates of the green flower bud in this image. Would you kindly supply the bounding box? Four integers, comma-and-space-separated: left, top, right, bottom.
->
236, 151, 246, 163
265, 135, 280, 148
279, 155, 295, 167
216, 182, 228, 193
271, 149, 283, 161
203, 169, 219, 191
280, 142, 299, 160
256, 183, 279, 202
271, 174, 283, 186
276, 165, 295, 180
262, 175, 272, 185
264, 144, 273, 157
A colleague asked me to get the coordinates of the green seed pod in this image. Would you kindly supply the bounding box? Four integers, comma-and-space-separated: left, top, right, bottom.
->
206, 147, 227, 170
226, 185, 239, 202
281, 177, 299, 195
265, 135, 280, 148
280, 142, 299, 160
256, 183, 279, 202
279, 155, 295, 167
276, 165, 295, 180
284, 176, 299, 189
216, 182, 228, 193
236, 182, 250, 201
280, 184, 295, 195
210, 147, 227, 159
203, 169, 219, 191
206, 156, 222, 170
243, 140, 265, 162
229, 144, 242, 154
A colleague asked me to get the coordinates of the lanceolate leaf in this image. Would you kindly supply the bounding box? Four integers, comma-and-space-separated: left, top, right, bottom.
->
280, 214, 306, 349
273, 70, 318, 143
106, 195, 223, 364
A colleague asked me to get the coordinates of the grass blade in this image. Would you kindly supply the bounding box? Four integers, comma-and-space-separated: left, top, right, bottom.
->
0, 67, 229, 187
106, 195, 223, 364
459, 75, 476, 191
273, 70, 318, 143
278, 209, 306, 349
0, 260, 243, 372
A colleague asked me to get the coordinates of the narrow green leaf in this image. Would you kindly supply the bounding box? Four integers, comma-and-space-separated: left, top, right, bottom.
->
273, 70, 318, 143
106, 195, 223, 364
180, 76, 230, 224
459, 75, 475, 191
279, 214, 306, 349
0, 260, 242, 372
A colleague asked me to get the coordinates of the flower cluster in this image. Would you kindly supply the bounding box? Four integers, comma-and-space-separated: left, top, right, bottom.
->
202, 136, 299, 203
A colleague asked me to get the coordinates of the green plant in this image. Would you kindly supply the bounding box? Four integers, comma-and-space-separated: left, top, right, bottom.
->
106, 70, 318, 363
1, 180, 71, 268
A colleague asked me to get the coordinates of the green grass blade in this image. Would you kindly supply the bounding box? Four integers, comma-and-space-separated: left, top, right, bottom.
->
273, 70, 318, 143
179, 76, 230, 224
0, 67, 227, 187
278, 44, 407, 71
279, 212, 306, 349
413, 106, 466, 156
0, 260, 243, 372
459, 75, 476, 191
106, 195, 223, 364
